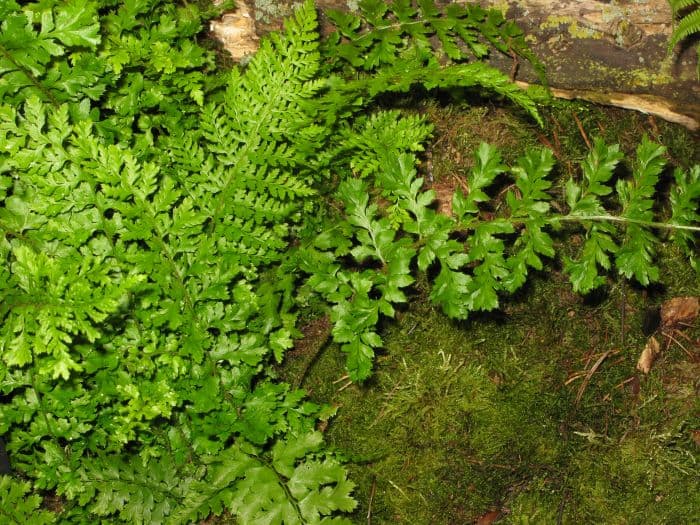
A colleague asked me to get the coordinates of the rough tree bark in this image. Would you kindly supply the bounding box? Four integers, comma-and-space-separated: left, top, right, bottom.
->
212, 0, 700, 130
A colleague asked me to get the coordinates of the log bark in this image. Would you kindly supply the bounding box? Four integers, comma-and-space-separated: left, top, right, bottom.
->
214, 0, 700, 130
477, 0, 700, 130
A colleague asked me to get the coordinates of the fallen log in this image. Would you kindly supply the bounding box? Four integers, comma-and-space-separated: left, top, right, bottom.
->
212, 0, 700, 130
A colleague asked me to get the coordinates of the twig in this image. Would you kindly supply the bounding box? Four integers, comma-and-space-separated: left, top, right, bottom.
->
662, 330, 694, 358
537, 134, 563, 161
367, 476, 377, 525
556, 489, 569, 525
648, 115, 660, 137
613, 376, 636, 390
509, 49, 519, 82
575, 349, 613, 405
337, 380, 354, 392
333, 374, 350, 384
387, 479, 407, 498
572, 111, 592, 149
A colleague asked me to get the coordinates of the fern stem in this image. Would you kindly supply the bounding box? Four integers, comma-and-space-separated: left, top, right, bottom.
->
0, 44, 59, 107
553, 214, 700, 232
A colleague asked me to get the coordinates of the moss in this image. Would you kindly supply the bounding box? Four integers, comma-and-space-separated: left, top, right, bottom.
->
279, 99, 700, 524
540, 16, 601, 40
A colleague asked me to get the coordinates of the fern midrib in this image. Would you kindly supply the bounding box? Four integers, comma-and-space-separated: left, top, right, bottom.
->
206, 91, 279, 237
0, 43, 60, 106
551, 214, 700, 231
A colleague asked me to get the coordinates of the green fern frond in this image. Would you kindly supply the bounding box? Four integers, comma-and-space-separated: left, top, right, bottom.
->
668, 6, 700, 47
669, 0, 700, 14
342, 110, 433, 178
0, 476, 55, 525
1, 2, 356, 522
323, 0, 546, 85
669, 165, 700, 271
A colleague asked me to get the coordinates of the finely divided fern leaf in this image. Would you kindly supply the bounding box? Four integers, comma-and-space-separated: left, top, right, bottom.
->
563, 139, 624, 293
0, 476, 55, 525
668, 0, 700, 48
614, 137, 666, 285
1, 2, 356, 522
323, 0, 545, 83
669, 164, 700, 271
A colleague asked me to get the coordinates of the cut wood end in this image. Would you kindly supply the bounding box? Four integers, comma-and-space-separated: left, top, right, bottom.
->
210, 0, 260, 62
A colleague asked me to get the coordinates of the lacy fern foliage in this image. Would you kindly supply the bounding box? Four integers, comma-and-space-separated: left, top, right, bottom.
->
668, 0, 700, 76
1, 2, 354, 523
323, 0, 544, 80
302, 111, 700, 381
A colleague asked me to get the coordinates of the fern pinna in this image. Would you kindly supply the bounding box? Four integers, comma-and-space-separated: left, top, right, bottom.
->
301, 114, 700, 381
0, 2, 354, 523
667, 0, 700, 76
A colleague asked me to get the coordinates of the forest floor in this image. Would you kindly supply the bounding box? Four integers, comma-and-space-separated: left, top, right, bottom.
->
276, 98, 700, 524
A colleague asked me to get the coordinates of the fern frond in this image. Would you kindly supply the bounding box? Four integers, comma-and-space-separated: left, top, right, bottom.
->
668, 5, 700, 48
614, 137, 666, 285
344, 57, 542, 125
669, 165, 700, 271
342, 110, 433, 178
323, 0, 545, 84
669, 0, 700, 14
0, 476, 55, 525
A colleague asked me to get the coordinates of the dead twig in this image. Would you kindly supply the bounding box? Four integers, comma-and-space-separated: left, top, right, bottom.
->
333, 374, 350, 384
509, 49, 519, 82
620, 280, 627, 347
572, 111, 592, 150
662, 329, 696, 358
367, 476, 377, 525
575, 348, 614, 405
337, 380, 354, 393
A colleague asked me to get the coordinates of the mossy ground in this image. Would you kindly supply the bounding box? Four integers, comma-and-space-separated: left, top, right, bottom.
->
278, 99, 700, 524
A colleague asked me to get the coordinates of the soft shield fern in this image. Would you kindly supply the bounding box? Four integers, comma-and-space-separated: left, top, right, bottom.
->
667, 0, 700, 77
301, 112, 700, 381
1, 2, 355, 523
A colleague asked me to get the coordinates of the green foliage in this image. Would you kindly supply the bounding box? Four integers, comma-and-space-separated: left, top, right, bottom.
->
1, 1, 354, 522
302, 119, 700, 381
669, 164, 700, 270
0, 476, 55, 525
2, 0, 696, 520
667, 0, 700, 77
323, 0, 545, 83
668, 0, 700, 46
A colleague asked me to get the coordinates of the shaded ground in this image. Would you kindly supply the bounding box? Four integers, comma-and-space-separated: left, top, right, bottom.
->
277, 100, 700, 524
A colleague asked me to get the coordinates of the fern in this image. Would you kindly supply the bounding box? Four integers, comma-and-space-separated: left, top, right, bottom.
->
0, 476, 55, 525
322, 0, 545, 82
3, 0, 696, 519
0, 1, 354, 522
302, 111, 700, 381
667, 0, 700, 76
669, 164, 700, 270
669, 0, 700, 46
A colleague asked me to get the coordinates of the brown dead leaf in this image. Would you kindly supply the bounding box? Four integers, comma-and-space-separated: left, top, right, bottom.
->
475, 510, 501, 525
636, 335, 661, 374
660, 297, 699, 329
691, 430, 700, 448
